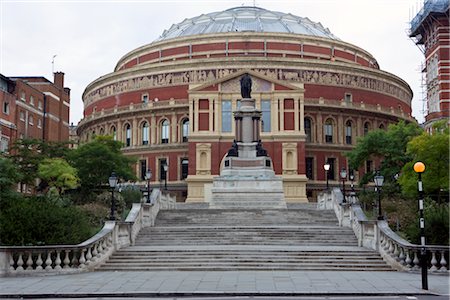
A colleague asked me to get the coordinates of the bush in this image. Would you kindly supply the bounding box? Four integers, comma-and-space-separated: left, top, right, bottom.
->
120, 186, 144, 207
96, 191, 126, 220
405, 201, 449, 245
0, 196, 94, 246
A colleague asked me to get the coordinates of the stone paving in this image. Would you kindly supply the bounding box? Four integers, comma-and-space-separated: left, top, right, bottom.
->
0, 270, 448, 298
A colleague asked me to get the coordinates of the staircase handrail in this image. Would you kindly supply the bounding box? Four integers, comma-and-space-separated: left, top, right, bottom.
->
0, 188, 176, 276
317, 188, 449, 273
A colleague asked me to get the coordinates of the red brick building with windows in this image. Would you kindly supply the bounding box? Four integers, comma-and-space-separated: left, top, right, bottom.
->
78, 6, 415, 202
0, 72, 70, 152
410, 0, 449, 132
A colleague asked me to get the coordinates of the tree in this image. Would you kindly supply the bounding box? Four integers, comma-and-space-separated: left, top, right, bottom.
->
398, 122, 449, 200
0, 156, 22, 207
346, 121, 422, 185
69, 136, 136, 193
38, 158, 79, 195
8, 139, 72, 192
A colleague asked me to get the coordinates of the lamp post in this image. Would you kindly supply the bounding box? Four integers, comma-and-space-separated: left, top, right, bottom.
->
374, 171, 384, 220
324, 162, 330, 190
145, 168, 152, 203
414, 161, 428, 290
340, 168, 347, 203
163, 162, 168, 190
349, 174, 355, 195
108, 172, 118, 220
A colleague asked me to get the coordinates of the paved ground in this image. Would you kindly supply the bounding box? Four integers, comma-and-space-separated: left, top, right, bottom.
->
0, 270, 448, 298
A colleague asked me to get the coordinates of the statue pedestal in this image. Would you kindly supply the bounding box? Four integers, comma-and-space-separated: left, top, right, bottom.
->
210, 95, 286, 209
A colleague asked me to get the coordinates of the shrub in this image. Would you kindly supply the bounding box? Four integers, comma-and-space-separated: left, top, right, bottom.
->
0, 196, 93, 246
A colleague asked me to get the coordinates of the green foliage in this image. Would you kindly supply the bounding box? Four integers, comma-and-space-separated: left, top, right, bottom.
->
8, 139, 72, 191
405, 201, 449, 245
96, 191, 126, 220
0, 156, 22, 208
346, 121, 422, 185
120, 186, 144, 207
399, 129, 449, 200
38, 158, 79, 195
0, 196, 93, 246
69, 136, 136, 193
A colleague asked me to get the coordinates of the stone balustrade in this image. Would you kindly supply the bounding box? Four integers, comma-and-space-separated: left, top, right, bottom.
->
318, 188, 449, 273
0, 189, 176, 276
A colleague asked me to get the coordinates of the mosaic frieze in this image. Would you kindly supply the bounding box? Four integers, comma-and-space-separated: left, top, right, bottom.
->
84, 68, 411, 105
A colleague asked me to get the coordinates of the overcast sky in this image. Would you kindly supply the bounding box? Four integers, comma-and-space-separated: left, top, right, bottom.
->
1, 0, 426, 124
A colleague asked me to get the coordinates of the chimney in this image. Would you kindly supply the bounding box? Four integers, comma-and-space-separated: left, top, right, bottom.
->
54, 72, 64, 89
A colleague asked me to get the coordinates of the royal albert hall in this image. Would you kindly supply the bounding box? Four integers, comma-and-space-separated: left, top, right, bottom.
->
77, 6, 415, 202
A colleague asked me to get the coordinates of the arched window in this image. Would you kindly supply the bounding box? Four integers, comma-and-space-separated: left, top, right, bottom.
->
125, 124, 131, 147
304, 117, 312, 142
364, 122, 370, 135
345, 120, 352, 145
142, 122, 149, 145
324, 119, 334, 143
99, 128, 105, 135
379, 123, 385, 130
161, 119, 169, 144
182, 119, 189, 142
111, 126, 117, 140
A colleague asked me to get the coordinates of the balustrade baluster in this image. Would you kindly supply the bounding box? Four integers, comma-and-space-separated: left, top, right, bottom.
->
393, 244, 400, 260
85, 247, 93, 265
439, 251, 447, 272
383, 236, 390, 251
9, 255, 15, 271
71, 250, 79, 267
388, 240, 395, 254
26, 252, 34, 270
97, 241, 104, 255
91, 244, 98, 261
45, 251, 53, 270
78, 249, 86, 268
412, 251, 420, 270
63, 250, 71, 269
430, 251, 438, 272
16, 253, 24, 271
398, 247, 406, 265
36, 253, 43, 270
54, 251, 62, 270
405, 250, 412, 268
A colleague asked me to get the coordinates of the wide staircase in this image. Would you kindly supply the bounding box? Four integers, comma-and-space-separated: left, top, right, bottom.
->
98, 204, 392, 271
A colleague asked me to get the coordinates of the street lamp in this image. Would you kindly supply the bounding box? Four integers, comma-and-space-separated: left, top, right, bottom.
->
340, 168, 347, 203
163, 162, 168, 190
323, 162, 330, 190
349, 174, 355, 195
414, 161, 428, 290
145, 168, 152, 203
374, 171, 384, 220
108, 172, 118, 220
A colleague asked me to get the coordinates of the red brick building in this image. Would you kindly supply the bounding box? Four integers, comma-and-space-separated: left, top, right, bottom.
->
78, 7, 415, 202
410, 0, 449, 132
0, 72, 70, 152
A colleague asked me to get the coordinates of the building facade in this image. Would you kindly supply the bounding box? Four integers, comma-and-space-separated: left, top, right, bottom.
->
410, 0, 450, 132
78, 7, 415, 202
0, 72, 71, 152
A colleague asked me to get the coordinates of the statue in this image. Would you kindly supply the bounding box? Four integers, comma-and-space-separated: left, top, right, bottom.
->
256, 140, 268, 157
226, 140, 239, 157
240, 73, 252, 99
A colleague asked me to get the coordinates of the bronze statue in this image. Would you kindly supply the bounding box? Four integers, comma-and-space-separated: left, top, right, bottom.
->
240, 73, 252, 99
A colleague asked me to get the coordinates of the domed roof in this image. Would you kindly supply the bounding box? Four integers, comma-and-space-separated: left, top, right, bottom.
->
155, 6, 340, 42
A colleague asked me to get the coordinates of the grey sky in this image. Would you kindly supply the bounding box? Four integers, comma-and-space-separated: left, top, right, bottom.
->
1, 0, 425, 125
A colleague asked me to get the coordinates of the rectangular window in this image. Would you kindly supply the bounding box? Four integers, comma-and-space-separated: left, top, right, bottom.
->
30, 96, 34, 106
20, 91, 25, 101
181, 158, 188, 180
142, 94, 149, 103
306, 157, 314, 180
2, 101, 9, 115
324, 124, 333, 143
327, 158, 336, 180
140, 160, 147, 181
366, 160, 373, 174
221, 100, 232, 132
38, 100, 43, 110
37, 119, 42, 128
20, 111, 25, 121
345, 93, 352, 102
261, 100, 271, 132
0, 137, 9, 153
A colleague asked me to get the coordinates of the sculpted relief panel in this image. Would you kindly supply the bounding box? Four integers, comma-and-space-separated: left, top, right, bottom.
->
84, 68, 411, 106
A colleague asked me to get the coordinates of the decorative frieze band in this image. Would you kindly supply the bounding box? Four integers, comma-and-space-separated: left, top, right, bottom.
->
84, 68, 411, 106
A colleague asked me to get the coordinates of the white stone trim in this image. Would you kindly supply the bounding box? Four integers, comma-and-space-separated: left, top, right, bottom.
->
46, 113, 60, 122
0, 118, 16, 129
63, 101, 70, 107
15, 101, 44, 117
44, 92, 60, 101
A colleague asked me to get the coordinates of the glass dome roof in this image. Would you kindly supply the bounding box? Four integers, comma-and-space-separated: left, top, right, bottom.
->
155, 6, 340, 42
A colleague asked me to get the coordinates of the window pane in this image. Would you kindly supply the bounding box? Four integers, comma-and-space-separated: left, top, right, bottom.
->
222, 100, 232, 132
261, 100, 271, 132
162, 120, 169, 143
